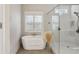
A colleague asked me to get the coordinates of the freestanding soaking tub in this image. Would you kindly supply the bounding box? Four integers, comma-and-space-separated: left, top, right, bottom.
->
22, 35, 46, 50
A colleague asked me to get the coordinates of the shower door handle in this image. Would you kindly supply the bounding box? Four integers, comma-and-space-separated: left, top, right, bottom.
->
58, 27, 61, 31
0, 23, 2, 29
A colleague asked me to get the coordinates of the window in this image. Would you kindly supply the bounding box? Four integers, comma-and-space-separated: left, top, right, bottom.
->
52, 16, 59, 30
34, 16, 42, 32
25, 15, 42, 32
25, 15, 33, 32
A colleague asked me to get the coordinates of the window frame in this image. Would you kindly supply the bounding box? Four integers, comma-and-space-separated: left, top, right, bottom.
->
24, 12, 43, 33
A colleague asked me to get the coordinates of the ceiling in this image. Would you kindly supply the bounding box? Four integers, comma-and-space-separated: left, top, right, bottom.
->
22, 4, 58, 13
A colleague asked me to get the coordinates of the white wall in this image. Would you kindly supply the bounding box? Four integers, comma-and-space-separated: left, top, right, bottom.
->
10, 5, 21, 54
2, 5, 11, 54
2, 5, 21, 54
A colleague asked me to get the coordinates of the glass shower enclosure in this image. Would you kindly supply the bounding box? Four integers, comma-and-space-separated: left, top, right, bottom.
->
50, 4, 79, 54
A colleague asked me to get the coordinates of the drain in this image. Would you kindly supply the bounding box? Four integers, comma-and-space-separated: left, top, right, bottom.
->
67, 46, 70, 48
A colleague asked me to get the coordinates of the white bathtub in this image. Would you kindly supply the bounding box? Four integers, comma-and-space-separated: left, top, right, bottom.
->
22, 35, 46, 50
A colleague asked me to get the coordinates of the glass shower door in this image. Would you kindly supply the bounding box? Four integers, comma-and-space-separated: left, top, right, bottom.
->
52, 15, 60, 53
59, 5, 79, 54
51, 5, 79, 54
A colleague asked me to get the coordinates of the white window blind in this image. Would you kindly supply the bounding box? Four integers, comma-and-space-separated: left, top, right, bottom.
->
25, 15, 33, 32
25, 15, 42, 32
34, 16, 42, 32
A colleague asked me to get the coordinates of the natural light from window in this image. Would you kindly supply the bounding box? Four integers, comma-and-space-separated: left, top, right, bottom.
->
25, 15, 42, 33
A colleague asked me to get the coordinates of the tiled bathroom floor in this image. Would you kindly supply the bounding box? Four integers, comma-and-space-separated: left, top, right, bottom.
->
17, 45, 53, 54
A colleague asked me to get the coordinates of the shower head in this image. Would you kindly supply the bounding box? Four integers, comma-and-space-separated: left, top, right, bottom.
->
74, 12, 79, 16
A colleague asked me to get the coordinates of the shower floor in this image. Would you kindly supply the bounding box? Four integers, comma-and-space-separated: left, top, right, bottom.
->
17, 44, 54, 54
52, 41, 79, 54
52, 31, 79, 54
